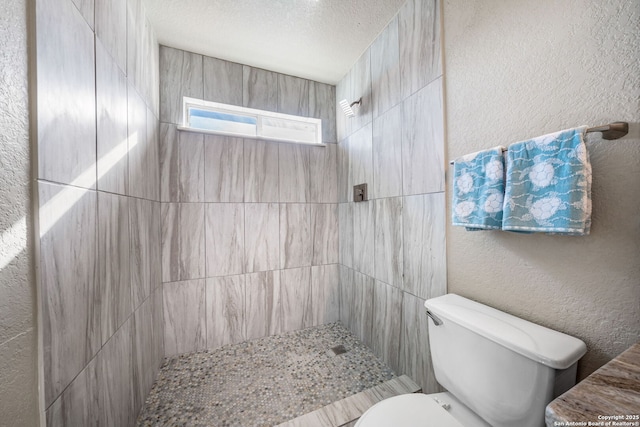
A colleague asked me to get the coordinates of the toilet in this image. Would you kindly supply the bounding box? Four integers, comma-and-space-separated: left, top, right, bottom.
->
355, 294, 587, 427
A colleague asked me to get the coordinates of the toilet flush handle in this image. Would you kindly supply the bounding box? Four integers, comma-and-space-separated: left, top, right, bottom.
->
425, 309, 443, 326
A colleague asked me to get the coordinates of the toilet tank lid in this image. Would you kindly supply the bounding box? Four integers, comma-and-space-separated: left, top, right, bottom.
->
425, 294, 587, 369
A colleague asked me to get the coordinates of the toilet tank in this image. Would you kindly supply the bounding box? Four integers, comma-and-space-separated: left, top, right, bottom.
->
425, 294, 586, 427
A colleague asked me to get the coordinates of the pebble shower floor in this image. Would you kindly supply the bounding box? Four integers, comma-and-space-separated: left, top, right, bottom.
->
136, 323, 396, 426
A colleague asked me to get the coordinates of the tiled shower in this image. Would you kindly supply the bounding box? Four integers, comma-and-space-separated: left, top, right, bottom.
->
33, 0, 445, 424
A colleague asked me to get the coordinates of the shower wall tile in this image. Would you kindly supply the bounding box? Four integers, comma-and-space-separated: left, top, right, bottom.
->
71, 0, 94, 29
371, 16, 401, 118
145, 107, 160, 200
278, 74, 310, 116
40, 182, 99, 407
130, 198, 158, 308
373, 281, 402, 373
279, 144, 310, 203
246, 270, 282, 339
336, 71, 352, 141
163, 279, 207, 356
372, 104, 403, 199
244, 139, 279, 202
351, 271, 374, 348
95, 0, 126, 72
159, 123, 205, 202
309, 81, 337, 143
36, 0, 96, 188
98, 192, 131, 346
143, 18, 160, 115
398, 0, 442, 99
401, 78, 444, 195
151, 288, 165, 369
132, 298, 154, 412
280, 267, 312, 332
280, 203, 312, 269
311, 264, 340, 325
338, 203, 354, 268
244, 203, 280, 273
353, 201, 375, 278
204, 134, 244, 202
243, 66, 278, 111
206, 275, 246, 348
337, 139, 350, 203
127, 87, 148, 198
205, 203, 244, 277
159, 46, 204, 124
96, 39, 128, 195
374, 197, 403, 288
161, 203, 205, 282
351, 49, 373, 133
203, 56, 243, 106
348, 123, 374, 201
338, 266, 354, 328
311, 204, 339, 266
127, 0, 148, 100
46, 356, 99, 427
402, 193, 447, 300
309, 144, 338, 203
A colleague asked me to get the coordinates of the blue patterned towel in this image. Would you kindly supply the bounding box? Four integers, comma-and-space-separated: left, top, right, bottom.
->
502, 126, 592, 235
452, 147, 506, 230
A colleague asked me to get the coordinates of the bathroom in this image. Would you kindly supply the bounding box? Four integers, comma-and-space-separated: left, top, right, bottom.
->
1, 0, 639, 425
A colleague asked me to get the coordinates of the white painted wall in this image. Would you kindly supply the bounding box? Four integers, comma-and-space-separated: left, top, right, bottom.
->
443, 0, 640, 378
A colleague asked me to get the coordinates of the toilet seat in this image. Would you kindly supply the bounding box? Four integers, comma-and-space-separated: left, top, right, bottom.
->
355, 394, 465, 427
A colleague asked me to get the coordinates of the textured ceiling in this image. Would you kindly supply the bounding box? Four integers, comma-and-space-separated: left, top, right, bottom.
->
143, 0, 406, 84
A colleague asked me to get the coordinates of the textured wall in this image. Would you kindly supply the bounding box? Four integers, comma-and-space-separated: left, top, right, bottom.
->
444, 0, 640, 379
0, 0, 38, 425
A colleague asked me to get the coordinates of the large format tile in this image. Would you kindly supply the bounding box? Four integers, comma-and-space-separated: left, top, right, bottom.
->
337, 139, 350, 203
246, 271, 282, 339
244, 203, 280, 273
399, 0, 442, 99
46, 357, 99, 427
374, 197, 403, 287
243, 66, 278, 111
402, 193, 446, 300
95, 0, 126, 72
348, 123, 374, 201
279, 143, 310, 202
126, 0, 145, 98
203, 56, 243, 106
338, 203, 354, 268
372, 281, 402, 373
161, 203, 205, 282
351, 50, 373, 133
96, 39, 128, 195
280, 267, 312, 332
204, 134, 244, 202
311, 204, 339, 266
309, 144, 338, 203
280, 203, 312, 269
353, 201, 375, 278
71, 0, 94, 29
372, 104, 403, 199
163, 280, 207, 356
206, 275, 246, 348
205, 203, 244, 276
127, 86, 148, 199
244, 139, 279, 202
278, 74, 309, 116
309, 82, 337, 143
39, 182, 99, 407
132, 298, 155, 412
336, 71, 352, 142
159, 46, 204, 124
351, 271, 374, 348
145, 106, 161, 200
142, 17, 160, 115
401, 78, 444, 195
130, 198, 157, 309
338, 266, 354, 329
36, 0, 96, 188
151, 287, 165, 370
311, 264, 340, 325
160, 123, 204, 202
371, 16, 401, 118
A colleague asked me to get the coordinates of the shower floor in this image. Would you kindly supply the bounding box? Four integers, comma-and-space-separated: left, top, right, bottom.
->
136, 322, 396, 427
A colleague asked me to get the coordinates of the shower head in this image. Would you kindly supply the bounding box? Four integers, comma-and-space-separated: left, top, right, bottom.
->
339, 98, 361, 118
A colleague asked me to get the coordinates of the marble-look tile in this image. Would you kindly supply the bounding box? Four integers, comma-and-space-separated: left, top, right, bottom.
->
279, 144, 310, 203
146, 107, 160, 200
96, 39, 128, 195
371, 15, 401, 118
278, 74, 310, 116
244, 203, 280, 273
353, 201, 375, 278
159, 46, 204, 124
132, 298, 155, 412
337, 139, 350, 203
204, 134, 244, 202
71, 0, 94, 29
160, 123, 204, 202
311, 204, 339, 266
400, 292, 439, 393
142, 17, 159, 115
374, 197, 403, 287
309, 144, 338, 203
126, 0, 145, 97
163, 280, 207, 356
161, 203, 205, 282
338, 203, 354, 268
311, 265, 340, 325
243, 66, 278, 111
373, 104, 403, 199
399, 0, 442, 99
36, 0, 96, 188
338, 266, 354, 329
401, 78, 445, 195
206, 275, 246, 348
351, 271, 374, 348
95, 0, 126, 72
205, 203, 244, 276
127, 86, 148, 199
280, 203, 312, 269
151, 287, 165, 370
349, 123, 374, 201
46, 357, 99, 427
402, 193, 446, 300
280, 267, 312, 332
336, 71, 352, 142
98, 192, 131, 346
130, 198, 157, 309
246, 271, 282, 339
351, 49, 373, 133
309, 82, 337, 143
39, 182, 99, 407
373, 281, 402, 373
244, 139, 279, 202
203, 56, 243, 106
